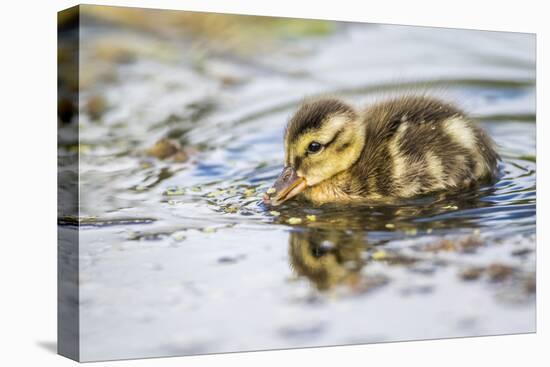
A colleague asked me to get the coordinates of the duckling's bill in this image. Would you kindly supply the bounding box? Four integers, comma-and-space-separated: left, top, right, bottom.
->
263, 166, 307, 206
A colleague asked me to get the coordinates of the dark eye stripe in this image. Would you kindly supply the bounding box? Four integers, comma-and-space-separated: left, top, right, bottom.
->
335, 142, 351, 153
324, 129, 344, 148
303, 128, 344, 158
297, 128, 346, 166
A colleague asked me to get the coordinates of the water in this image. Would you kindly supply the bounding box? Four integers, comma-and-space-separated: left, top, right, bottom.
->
59, 13, 535, 361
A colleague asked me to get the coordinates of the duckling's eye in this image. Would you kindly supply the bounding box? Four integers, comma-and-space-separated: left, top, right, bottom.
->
307, 142, 323, 154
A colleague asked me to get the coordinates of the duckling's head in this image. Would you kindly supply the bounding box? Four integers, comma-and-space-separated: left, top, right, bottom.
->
265, 98, 365, 206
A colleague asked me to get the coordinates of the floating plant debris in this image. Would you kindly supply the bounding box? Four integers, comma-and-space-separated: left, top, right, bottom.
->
163, 187, 186, 196
459, 267, 484, 281
202, 227, 217, 233
423, 235, 484, 254
86, 95, 108, 120
371, 250, 388, 261
207, 189, 225, 198
145, 138, 188, 162
442, 205, 459, 210
171, 232, 186, 241
487, 264, 515, 282
287, 217, 302, 225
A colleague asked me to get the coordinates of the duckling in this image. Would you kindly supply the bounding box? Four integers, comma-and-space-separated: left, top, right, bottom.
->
264, 95, 499, 206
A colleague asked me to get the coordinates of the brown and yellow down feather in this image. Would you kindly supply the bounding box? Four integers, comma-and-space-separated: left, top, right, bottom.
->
298, 95, 499, 204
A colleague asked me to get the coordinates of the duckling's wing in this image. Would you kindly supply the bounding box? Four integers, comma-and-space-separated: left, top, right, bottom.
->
351, 96, 499, 199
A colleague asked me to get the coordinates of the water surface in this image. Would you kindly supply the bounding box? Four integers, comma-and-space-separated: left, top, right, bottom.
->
60, 13, 535, 361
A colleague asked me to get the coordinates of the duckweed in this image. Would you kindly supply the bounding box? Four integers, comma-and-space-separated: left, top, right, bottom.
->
222, 205, 239, 214
164, 187, 185, 196
202, 227, 217, 233
287, 217, 302, 225
207, 189, 225, 197
171, 232, 186, 241
372, 250, 388, 261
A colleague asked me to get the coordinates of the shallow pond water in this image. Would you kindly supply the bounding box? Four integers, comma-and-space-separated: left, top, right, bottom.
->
60, 14, 535, 361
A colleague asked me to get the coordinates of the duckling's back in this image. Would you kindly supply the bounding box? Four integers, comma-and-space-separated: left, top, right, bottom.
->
351, 95, 500, 200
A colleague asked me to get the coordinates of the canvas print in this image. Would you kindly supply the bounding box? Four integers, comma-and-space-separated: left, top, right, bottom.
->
58, 5, 536, 362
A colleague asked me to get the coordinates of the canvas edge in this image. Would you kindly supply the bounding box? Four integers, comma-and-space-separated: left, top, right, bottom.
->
57, 4, 81, 362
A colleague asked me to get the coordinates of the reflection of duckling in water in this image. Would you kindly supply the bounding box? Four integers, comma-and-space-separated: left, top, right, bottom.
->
289, 230, 367, 291
265, 95, 500, 206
